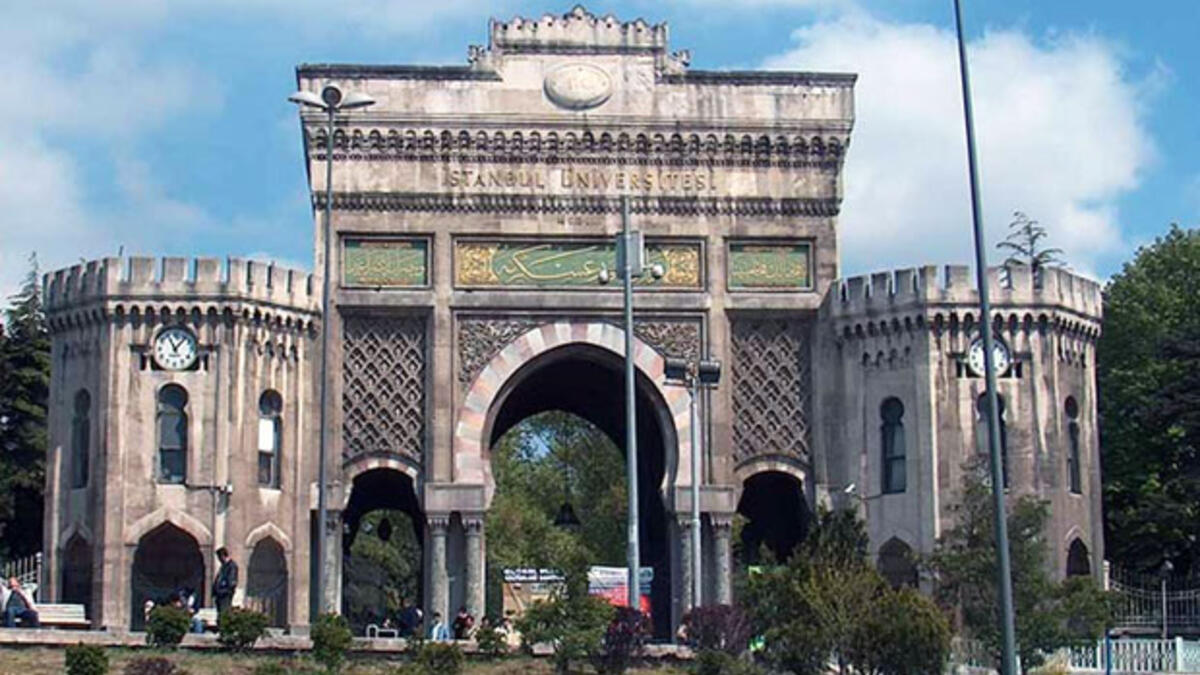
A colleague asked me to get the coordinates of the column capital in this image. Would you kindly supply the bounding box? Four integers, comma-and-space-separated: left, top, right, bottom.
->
710, 512, 735, 531
427, 513, 451, 533
462, 513, 485, 535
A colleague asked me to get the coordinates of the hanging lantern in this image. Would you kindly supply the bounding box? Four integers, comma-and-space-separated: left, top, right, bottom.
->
554, 502, 581, 529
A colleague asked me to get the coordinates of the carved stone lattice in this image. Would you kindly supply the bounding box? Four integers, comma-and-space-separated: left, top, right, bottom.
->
731, 318, 810, 463
457, 318, 540, 386
342, 315, 426, 461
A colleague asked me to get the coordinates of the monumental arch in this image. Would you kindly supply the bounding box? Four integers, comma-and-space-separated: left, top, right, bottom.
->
40, 6, 1105, 635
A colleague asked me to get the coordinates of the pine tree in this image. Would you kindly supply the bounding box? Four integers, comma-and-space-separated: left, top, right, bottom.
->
0, 254, 51, 559
998, 211, 1065, 273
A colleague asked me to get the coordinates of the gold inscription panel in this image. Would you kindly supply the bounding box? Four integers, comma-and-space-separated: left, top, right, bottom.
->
443, 166, 719, 193
343, 238, 429, 287
455, 239, 702, 289
727, 241, 812, 290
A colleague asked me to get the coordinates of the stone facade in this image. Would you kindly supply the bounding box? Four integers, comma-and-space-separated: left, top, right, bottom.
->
40, 6, 1103, 633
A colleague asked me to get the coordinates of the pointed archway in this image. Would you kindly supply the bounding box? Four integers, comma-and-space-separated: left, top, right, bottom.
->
130, 523, 204, 630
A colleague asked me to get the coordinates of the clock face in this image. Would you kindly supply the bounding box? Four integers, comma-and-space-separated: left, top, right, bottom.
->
967, 337, 1011, 377
153, 327, 199, 371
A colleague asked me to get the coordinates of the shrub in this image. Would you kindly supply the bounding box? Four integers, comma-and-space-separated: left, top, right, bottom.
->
693, 650, 763, 675
415, 641, 464, 674
65, 643, 109, 675
217, 607, 270, 651
516, 594, 614, 674
251, 664, 288, 675
145, 605, 191, 647
594, 607, 649, 675
311, 612, 354, 673
122, 657, 186, 675
683, 605, 753, 656
473, 622, 508, 659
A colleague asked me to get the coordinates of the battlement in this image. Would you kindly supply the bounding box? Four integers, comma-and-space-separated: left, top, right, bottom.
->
826, 264, 1102, 321
489, 6, 668, 55
43, 257, 319, 314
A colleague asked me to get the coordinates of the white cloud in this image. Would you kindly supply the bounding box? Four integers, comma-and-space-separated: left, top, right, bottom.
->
763, 13, 1155, 277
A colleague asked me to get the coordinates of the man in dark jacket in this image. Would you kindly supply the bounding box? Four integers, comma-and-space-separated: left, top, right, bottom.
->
213, 547, 238, 617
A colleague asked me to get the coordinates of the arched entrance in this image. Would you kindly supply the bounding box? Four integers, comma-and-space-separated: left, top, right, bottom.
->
61, 535, 92, 618
484, 343, 677, 638
341, 467, 423, 635
247, 538, 289, 627
1067, 538, 1091, 577
737, 471, 811, 564
130, 523, 204, 630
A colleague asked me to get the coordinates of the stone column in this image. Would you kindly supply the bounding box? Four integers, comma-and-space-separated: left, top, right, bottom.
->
676, 514, 694, 615
428, 514, 450, 624
323, 510, 343, 614
712, 514, 733, 605
463, 514, 485, 621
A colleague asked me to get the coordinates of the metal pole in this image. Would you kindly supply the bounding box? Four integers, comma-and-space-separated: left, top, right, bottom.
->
1161, 577, 1167, 639
621, 196, 642, 611
952, 2, 1017, 673
315, 105, 336, 617
690, 376, 702, 610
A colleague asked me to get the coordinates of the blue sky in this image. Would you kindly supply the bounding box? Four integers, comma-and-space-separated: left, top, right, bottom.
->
1, 0, 1196, 296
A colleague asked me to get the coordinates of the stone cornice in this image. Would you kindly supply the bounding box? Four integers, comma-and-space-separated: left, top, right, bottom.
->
314, 191, 841, 217
305, 127, 849, 168
296, 64, 502, 82
663, 70, 857, 87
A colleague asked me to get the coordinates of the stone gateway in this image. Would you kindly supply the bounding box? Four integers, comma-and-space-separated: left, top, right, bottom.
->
39, 6, 1103, 635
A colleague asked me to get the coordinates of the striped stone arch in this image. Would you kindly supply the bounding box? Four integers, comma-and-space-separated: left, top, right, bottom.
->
453, 320, 695, 503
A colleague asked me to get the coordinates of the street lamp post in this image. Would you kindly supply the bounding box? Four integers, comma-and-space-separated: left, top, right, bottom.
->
1160, 559, 1174, 639
664, 358, 721, 613
288, 84, 375, 617
600, 196, 663, 611
950, 2, 1018, 673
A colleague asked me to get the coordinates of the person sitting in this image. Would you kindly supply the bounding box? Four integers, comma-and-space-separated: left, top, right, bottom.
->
4, 577, 39, 628
173, 589, 204, 634
451, 605, 474, 640
428, 611, 449, 641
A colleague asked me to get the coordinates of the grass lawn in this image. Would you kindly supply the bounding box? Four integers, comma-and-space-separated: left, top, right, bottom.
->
0, 646, 690, 674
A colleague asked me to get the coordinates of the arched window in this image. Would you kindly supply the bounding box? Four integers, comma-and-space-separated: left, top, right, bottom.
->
878, 537, 918, 588
1066, 396, 1081, 494
71, 390, 91, 489
157, 385, 188, 484
977, 393, 1009, 488
1067, 538, 1090, 577
881, 398, 906, 494
258, 390, 283, 488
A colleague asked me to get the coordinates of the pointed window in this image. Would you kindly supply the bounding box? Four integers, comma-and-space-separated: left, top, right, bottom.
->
157, 385, 188, 484
258, 390, 283, 488
881, 398, 906, 494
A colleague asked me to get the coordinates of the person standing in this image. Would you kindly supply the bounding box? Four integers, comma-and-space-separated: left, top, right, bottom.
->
3, 577, 39, 628
213, 547, 238, 618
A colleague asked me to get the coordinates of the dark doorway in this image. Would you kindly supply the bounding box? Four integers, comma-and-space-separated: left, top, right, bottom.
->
61, 535, 92, 618
247, 538, 288, 627
486, 344, 674, 638
130, 523, 204, 630
737, 471, 811, 564
340, 468, 423, 635
878, 537, 918, 588
1067, 538, 1091, 577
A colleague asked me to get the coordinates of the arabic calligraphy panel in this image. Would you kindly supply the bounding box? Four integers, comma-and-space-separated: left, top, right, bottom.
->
454, 239, 702, 289
343, 238, 429, 287
727, 241, 812, 290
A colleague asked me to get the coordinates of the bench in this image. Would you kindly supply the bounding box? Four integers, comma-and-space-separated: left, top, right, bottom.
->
195, 608, 218, 631
35, 604, 89, 629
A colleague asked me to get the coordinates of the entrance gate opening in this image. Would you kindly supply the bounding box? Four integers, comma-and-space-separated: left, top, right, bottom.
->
130, 523, 204, 630
737, 471, 811, 564
486, 344, 675, 638
341, 468, 423, 635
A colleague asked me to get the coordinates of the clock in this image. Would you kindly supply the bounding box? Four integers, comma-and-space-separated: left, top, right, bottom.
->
153, 327, 199, 371
967, 336, 1011, 377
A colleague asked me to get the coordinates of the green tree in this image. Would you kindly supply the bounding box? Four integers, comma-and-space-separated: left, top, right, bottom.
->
0, 254, 50, 559
485, 411, 627, 610
1097, 224, 1200, 574
343, 509, 421, 632
745, 508, 950, 675
928, 466, 1110, 672
997, 211, 1065, 272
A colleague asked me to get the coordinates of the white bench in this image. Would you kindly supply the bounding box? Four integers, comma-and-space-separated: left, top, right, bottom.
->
35, 604, 89, 629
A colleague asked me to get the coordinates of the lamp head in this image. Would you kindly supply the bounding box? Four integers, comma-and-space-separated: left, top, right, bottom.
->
288, 90, 326, 109
597, 265, 611, 285
321, 85, 343, 107
663, 357, 690, 382
649, 263, 665, 280
697, 359, 722, 385
339, 91, 376, 110
843, 482, 858, 495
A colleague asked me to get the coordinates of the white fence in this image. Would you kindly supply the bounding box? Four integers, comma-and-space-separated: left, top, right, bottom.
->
954, 638, 1200, 674
1, 552, 41, 588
